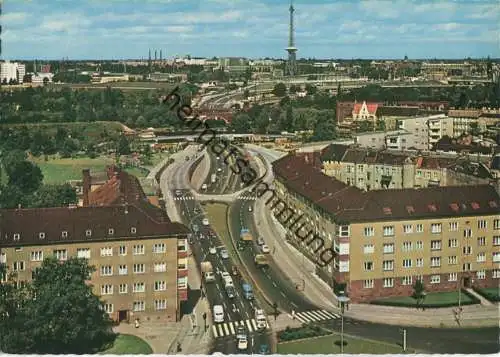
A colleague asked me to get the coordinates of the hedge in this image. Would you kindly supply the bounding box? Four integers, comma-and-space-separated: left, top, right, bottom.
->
472, 286, 500, 302
370, 289, 480, 308
278, 324, 330, 342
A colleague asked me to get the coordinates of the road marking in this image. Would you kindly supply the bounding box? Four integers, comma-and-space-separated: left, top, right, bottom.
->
280, 291, 286, 297
309, 310, 326, 320
223, 323, 230, 336
251, 319, 258, 331
212, 325, 218, 338
272, 282, 277, 287
314, 310, 331, 320
229, 322, 235, 335
294, 313, 309, 323
217, 324, 224, 336
321, 310, 339, 319
245, 319, 253, 332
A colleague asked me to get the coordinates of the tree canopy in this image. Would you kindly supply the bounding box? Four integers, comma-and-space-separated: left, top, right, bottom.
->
0, 257, 116, 354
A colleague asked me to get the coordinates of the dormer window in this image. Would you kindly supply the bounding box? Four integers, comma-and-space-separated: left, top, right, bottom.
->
13, 233, 20, 241
108, 228, 114, 236
39, 232, 45, 239
61, 231, 68, 238
86, 229, 92, 237
131, 227, 137, 234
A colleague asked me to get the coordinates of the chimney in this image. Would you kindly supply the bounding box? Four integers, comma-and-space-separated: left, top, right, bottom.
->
82, 169, 91, 207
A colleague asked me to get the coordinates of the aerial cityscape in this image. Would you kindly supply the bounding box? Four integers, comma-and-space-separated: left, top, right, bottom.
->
0, 0, 499, 355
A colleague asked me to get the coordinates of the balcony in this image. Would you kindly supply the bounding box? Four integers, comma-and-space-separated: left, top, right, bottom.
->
177, 258, 188, 278
177, 277, 188, 301
177, 238, 188, 258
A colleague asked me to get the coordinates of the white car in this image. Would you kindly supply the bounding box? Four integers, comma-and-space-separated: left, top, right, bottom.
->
201, 183, 208, 190
209, 247, 217, 255
237, 336, 248, 350
261, 244, 270, 254
213, 305, 224, 323
248, 206, 253, 212
202, 218, 209, 226
217, 167, 222, 172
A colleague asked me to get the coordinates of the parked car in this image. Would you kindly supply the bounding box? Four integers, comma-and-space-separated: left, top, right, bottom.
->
220, 249, 229, 259
259, 344, 270, 354
261, 244, 270, 254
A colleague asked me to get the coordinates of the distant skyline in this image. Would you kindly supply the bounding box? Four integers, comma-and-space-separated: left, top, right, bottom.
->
1, 0, 499, 60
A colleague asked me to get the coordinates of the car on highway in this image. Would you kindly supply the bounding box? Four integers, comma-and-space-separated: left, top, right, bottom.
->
236, 326, 246, 340
258, 344, 270, 354
220, 249, 229, 259
231, 265, 239, 277
261, 244, 270, 254
217, 167, 222, 172
248, 206, 253, 212
221, 272, 234, 286
209, 247, 217, 255
194, 207, 201, 214
202, 218, 209, 226
237, 336, 248, 351
225, 285, 236, 299
241, 282, 254, 300
201, 183, 208, 190
175, 189, 182, 196
213, 305, 224, 323
257, 236, 265, 246
216, 156, 220, 160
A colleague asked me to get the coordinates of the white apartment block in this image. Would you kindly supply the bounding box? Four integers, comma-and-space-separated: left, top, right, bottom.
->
1, 61, 26, 84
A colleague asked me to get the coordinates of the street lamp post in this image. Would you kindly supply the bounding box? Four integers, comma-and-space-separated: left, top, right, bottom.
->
337, 295, 350, 354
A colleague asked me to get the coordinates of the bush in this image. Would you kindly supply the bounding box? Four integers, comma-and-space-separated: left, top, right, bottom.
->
472, 286, 500, 302
370, 289, 480, 308
278, 324, 330, 342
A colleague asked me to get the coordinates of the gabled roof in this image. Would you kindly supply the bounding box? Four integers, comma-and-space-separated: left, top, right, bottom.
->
272, 154, 500, 224
353, 101, 380, 115
320, 144, 349, 162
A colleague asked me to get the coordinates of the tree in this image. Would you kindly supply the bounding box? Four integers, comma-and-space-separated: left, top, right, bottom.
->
272, 82, 287, 97
0, 257, 116, 354
7, 160, 43, 194
116, 135, 131, 155
29, 184, 78, 208
412, 279, 426, 309
305, 84, 317, 96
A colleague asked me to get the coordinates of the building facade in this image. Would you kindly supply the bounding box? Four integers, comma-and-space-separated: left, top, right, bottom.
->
1, 61, 26, 84
270, 153, 500, 303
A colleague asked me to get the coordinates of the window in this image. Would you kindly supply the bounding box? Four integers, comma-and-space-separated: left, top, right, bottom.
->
493, 236, 500, 246
153, 243, 166, 253
449, 222, 458, 231
119, 284, 128, 294
430, 240, 441, 250
13, 233, 20, 241
154, 281, 167, 291
133, 301, 145, 312
402, 259, 412, 268
415, 241, 423, 250
416, 258, 423, 267
100, 265, 113, 276
363, 279, 374, 288
100, 247, 113, 257
382, 260, 394, 271
448, 239, 458, 248
383, 278, 394, 288
119, 246, 127, 256
364, 227, 374, 237
463, 246, 472, 255
430, 275, 440, 284
463, 263, 472, 271
133, 282, 145, 293
464, 229, 472, 238
363, 262, 373, 271
154, 262, 167, 273
431, 223, 442, 234
61, 231, 68, 238
0, 252, 6, 264
53, 249, 67, 261
101, 284, 113, 295
494, 219, 500, 230
133, 264, 145, 274
383, 226, 394, 237
108, 228, 114, 235
493, 252, 500, 262
104, 303, 114, 313
30, 251, 43, 262
402, 241, 412, 251
493, 269, 500, 279
476, 252, 486, 263
476, 270, 486, 279
76, 248, 91, 259
401, 276, 412, 285
133, 245, 144, 255
448, 273, 457, 282
131, 227, 137, 234
363, 245, 374, 254
416, 224, 423, 233
383, 243, 394, 254
403, 225, 413, 234
39, 232, 45, 239
448, 256, 457, 265
338, 225, 350, 237
12, 261, 25, 271
477, 237, 486, 246
155, 299, 167, 310
118, 265, 128, 275
85, 229, 92, 237
430, 257, 441, 267
477, 220, 487, 229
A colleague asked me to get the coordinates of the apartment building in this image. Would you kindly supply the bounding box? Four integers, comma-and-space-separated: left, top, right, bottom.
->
271, 153, 500, 302
1, 61, 26, 84
0, 167, 190, 323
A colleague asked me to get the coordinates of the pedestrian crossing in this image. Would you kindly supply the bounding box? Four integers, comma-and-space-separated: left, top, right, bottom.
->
174, 196, 195, 201
237, 195, 257, 201
211, 319, 270, 338
288, 310, 341, 324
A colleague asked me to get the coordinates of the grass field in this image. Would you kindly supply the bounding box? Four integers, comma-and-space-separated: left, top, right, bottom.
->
0, 121, 123, 138
277, 333, 407, 354
100, 334, 153, 355
373, 291, 476, 307
476, 287, 500, 301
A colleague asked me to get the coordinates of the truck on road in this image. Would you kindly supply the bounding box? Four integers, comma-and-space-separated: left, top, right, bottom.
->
201, 261, 215, 282
240, 228, 253, 243
254, 254, 268, 267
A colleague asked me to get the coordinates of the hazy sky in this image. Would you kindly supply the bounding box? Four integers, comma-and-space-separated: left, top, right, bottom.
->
2, 0, 499, 60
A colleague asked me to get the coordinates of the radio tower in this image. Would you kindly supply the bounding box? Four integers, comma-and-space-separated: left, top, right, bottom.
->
285, 0, 297, 77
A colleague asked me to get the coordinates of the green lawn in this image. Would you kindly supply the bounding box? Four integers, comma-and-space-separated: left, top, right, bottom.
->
123, 166, 149, 179
31, 156, 114, 184
100, 334, 153, 355
277, 333, 406, 354
476, 287, 500, 301
373, 291, 476, 307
